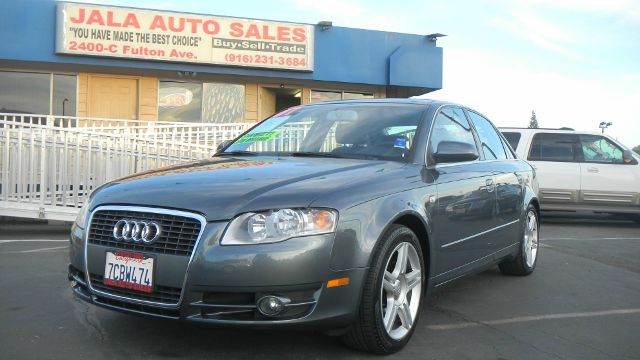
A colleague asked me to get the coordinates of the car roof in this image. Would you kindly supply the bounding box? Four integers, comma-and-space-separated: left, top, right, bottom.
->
305, 98, 451, 107
499, 127, 606, 136
306, 98, 492, 116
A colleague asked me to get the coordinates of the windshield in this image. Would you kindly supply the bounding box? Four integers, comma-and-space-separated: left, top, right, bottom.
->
223, 103, 426, 161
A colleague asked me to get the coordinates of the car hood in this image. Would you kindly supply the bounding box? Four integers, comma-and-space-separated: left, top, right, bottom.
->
90, 156, 409, 221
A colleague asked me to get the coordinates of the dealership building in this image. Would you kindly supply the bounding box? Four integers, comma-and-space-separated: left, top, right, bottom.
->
0, 0, 443, 123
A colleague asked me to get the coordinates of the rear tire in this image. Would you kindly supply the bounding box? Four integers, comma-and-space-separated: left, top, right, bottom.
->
499, 204, 539, 276
341, 225, 425, 354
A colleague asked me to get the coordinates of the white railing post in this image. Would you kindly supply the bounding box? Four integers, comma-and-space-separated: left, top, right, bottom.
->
39, 128, 47, 208
2, 126, 10, 201
0, 113, 257, 220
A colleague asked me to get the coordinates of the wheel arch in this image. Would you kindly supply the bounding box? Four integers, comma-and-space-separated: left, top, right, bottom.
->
378, 211, 434, 292
530, 197, 540, 217
393, 213, 431, 273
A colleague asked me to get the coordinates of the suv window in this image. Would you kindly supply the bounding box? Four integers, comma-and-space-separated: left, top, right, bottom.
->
467, 111, 507, 160
429, 107, 477, 156
579, 135, 624, 164
501, 132, 521, 151
528, 133, 579, 162
500, 136, 516, 159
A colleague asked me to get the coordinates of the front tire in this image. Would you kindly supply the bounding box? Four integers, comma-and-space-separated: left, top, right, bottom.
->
499, 204, 539, 276
342, 225, 425, 354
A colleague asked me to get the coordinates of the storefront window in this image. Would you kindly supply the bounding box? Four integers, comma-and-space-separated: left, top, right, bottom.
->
159, 81, 244, 123
202, 83, 244, 123
0, 71, 50, 115
343, 92, 374, 100
158, 81, 203, 122
310, 90, 374, 103
53, 74, 77, 117
310, 90, 341, 103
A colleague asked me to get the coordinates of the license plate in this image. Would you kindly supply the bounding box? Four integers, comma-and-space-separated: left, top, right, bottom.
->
103, 251, 154, 293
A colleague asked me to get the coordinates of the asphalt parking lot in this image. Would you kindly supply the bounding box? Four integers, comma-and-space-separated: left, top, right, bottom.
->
0, 214, 638, 360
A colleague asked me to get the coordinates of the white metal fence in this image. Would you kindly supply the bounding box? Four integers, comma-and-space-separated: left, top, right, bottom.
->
0, 114, 254, 221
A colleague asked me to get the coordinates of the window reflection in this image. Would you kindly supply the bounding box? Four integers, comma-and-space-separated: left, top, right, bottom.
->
343, 92, 374, 100
0, 71, 50, 114
202, 83, 244, 123
310, 90, 374, 103
310, 90, 341, 103
53, 74, 77, 116
158, 81, 203, 122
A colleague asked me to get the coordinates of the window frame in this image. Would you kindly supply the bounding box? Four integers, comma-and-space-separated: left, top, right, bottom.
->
466, 109, 509, 161
0, 69, 78, 117
426, 105, 481, 166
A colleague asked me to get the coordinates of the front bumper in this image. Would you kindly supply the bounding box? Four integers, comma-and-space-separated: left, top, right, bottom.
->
69, 219, 366, 329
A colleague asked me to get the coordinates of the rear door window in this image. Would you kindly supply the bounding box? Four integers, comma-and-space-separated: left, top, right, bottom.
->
528, 133, 579, 162
467, 111, 507, 160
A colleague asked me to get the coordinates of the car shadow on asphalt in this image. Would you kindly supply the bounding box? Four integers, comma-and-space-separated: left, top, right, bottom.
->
95, 313, 364, 358
89, 269, 508, 359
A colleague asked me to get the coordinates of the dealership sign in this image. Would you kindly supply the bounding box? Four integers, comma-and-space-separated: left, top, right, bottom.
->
55, 2, 314, 71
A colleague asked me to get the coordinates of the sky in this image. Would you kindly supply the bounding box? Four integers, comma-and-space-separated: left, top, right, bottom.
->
84, 0, 640, 148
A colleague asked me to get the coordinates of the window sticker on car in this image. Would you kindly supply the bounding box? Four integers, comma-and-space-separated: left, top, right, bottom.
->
394, 137, 408, 148
235, 130, 281, 144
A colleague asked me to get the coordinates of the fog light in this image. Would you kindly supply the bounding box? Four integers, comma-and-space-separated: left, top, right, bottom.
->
257, 295, 290, 316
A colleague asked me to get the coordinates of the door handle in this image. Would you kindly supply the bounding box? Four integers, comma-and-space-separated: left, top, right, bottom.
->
485, 178, 495, 193
587, 167, 599, 173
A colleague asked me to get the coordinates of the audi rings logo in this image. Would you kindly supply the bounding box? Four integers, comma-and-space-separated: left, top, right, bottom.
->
112, 220, 162, 244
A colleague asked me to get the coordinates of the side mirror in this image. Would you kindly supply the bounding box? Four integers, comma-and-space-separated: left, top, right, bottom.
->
623, 150, 638, 165
433, 141, 479, 164
216, 140, 232, 153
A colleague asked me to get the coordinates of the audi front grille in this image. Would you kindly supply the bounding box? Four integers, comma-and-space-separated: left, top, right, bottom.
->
88, 209, 202, 256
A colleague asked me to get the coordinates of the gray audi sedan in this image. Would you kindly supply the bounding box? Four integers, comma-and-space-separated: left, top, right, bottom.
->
68, 99, 539, 354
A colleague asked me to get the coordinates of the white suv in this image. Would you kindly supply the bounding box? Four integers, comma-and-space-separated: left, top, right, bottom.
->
500, 128, 640, 219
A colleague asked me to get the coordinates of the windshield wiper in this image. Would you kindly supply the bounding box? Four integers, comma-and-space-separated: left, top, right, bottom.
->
289, 152, 382, 160
290, 152, 351, 158
216, 150, 258, 156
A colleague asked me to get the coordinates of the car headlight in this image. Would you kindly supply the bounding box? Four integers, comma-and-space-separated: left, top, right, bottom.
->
221, 208, 338, 245
74, 202, 90, 230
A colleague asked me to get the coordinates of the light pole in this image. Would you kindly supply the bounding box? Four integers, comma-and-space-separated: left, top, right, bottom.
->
599, 121, 612, 133
62, 98, 69, 116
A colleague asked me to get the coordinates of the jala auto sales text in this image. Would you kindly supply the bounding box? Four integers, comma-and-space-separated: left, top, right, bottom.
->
69, 8, 308, 43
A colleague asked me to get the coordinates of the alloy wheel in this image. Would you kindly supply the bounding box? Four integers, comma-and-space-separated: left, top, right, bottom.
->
524, 210, 539, 268
380, 242, 422, 340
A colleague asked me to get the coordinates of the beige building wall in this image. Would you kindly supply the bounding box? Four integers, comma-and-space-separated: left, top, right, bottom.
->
78, 74, 387, 123
77, 74, 88, 118
258, 87, 277, 120
244, 83, 258, 122
301, 88, 311, 104
139, 77, 158, 121
77, 73, 158, 121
